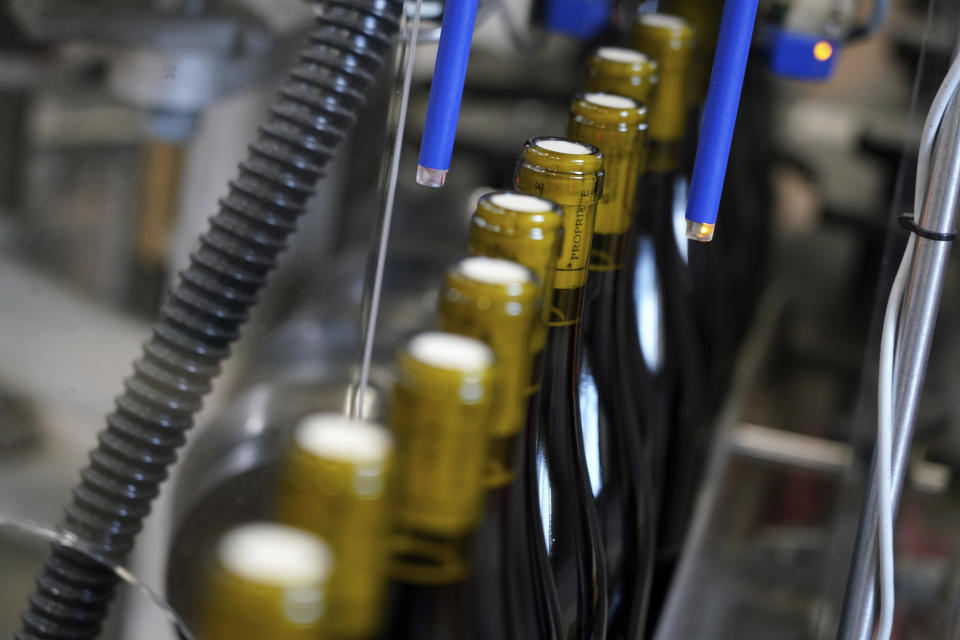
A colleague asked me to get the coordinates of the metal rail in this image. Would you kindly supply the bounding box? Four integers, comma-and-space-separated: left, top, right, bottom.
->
837, 88, 960, 640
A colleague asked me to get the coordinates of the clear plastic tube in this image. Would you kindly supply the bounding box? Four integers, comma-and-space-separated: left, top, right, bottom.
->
354, 0, 424, 419
0, 515, 193, 639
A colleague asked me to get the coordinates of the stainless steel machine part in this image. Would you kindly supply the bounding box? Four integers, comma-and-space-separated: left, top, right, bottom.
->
9, 0, 271, 55
837, 89, 960, 640
653, 293, 784, 640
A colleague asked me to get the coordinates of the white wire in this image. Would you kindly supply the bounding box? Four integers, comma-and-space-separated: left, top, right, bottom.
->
874, 48, 960, 640
876, 233, 912, 640
915, 53, 960, 219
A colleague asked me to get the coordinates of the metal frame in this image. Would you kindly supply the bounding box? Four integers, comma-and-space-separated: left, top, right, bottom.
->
837, 76, 960, 640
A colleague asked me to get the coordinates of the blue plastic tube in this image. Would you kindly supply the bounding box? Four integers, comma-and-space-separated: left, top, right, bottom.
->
684, 0, 759, 241
416, 0, 479, 187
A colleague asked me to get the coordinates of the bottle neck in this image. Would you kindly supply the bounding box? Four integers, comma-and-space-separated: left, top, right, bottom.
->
547, 285, 586, 326
582, 243, 625, 351
635, 169, 677, 240
637, 137, 683, 238
542, 316, 581, 383
646, 139, 682, 173
589, 233, 628, 272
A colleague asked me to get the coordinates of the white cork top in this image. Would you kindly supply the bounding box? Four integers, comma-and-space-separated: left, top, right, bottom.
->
536, 138, 593, 155
584, 92, 638, 109
459, 257, 532, 286
596, 47, 650, 64
218, 523, 332, 587
489, 191, 554, 213
639, 13, 687, 29
408, 331, 494, 371
294, 414, 392, 464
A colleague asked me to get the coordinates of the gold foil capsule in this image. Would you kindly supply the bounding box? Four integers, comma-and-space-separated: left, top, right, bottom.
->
568, 92, 647, 269
439, 256, 538, 488
514, 136, 604, 323
389, 331, 494, 584
631, 13, 695, 150
276, 414, 394, 639
586, 46, 658, 106
197, 522, 333, 640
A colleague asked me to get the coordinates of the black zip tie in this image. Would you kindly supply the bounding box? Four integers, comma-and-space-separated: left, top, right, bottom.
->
898, 213, 957, 242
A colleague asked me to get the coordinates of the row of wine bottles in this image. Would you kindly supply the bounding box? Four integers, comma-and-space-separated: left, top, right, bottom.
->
192, 8, 747, 639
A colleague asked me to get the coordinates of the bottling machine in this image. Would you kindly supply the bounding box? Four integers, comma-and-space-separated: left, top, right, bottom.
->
0, 0, 959, 638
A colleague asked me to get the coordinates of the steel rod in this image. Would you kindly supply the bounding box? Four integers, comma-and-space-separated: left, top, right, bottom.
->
837, 90, 960, 639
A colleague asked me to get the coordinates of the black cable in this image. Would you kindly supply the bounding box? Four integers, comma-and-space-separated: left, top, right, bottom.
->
16, 0, 403, 637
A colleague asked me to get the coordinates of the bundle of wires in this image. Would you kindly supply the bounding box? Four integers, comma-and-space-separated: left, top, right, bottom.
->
874, 47, 960, 640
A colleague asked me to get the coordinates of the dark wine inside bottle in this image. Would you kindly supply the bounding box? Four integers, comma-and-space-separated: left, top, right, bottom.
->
467, 191, 567, 640
438, 254, 550, 640
516, 136, 608, 640
568, 89, 656, 638
382, 332, 495, 640
631, 13, 711, 627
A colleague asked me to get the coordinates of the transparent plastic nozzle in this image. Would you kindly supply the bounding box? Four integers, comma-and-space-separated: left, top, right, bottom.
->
686, 219, 716, 242
416, 165, 447, 187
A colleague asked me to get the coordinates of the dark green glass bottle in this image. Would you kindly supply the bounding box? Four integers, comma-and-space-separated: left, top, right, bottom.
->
568, 91, 655, 639
583, 43, 672, 519
438, 255, 546, 639
585, 47, 658, 121
440, 256, 539, 490
467, 191, 566, 640
515, 136, 608, 640
631, 11, 710, 623
661, 0, 772, 409
276, 414, 394, 639
630, 9, 702, 503
196, 522, 334, 640
468, 191, 564, 397
586, 38, 675, 511
383, 331, 495, 640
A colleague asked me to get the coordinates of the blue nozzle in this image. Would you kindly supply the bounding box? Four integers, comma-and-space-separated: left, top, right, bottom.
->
416, 0, 479, 187
685, 0, 759, 241
542, 0, 612, 41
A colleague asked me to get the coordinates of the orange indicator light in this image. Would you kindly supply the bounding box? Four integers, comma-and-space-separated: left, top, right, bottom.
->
813, 41, 833, 62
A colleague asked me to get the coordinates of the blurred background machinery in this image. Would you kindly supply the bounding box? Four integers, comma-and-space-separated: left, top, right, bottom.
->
0, 0, 959, 638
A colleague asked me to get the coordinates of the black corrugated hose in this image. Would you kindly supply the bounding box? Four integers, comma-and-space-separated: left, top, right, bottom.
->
17, 0, 403, 637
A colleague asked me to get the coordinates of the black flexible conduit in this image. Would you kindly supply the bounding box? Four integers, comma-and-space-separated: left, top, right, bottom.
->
17, 1, 403, 636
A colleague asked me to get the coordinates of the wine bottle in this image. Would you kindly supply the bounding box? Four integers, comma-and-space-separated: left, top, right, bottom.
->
585, 47, 658, 120
664, 0, 722, 97
469, 191, 564, 392
661, 0, 771, 398
196, 522, 333, 639
384, 331, 495, 640
439, 256, 539, 488
515, 136, 608, 640
467, 190, 566, 639
438, 255, 542, 639
657, 0, 722, 165
631, 14, 695, 177
276, 413, 394, 639
584, 42, 672, 496
567, 91, 655, 638
631, 11, 707, 621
